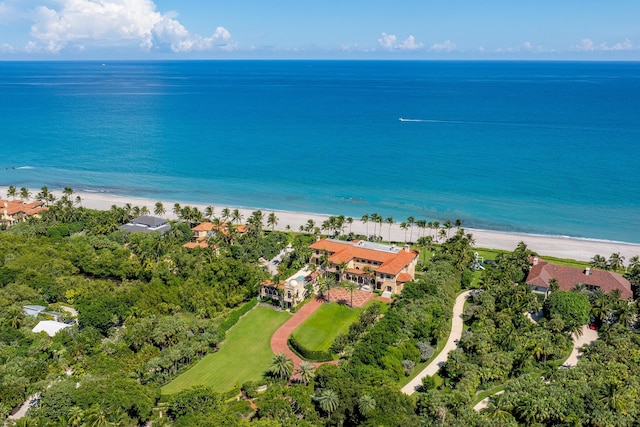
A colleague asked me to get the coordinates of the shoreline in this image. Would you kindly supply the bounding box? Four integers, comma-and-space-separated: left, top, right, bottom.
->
2, 186, 639, 263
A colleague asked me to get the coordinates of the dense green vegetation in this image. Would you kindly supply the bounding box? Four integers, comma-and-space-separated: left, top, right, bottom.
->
162, 305, 290, 394
3, 192, 640, 426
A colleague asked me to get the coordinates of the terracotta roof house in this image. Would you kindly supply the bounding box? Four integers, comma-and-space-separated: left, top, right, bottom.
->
526, 257, 633, 299
0, 199, 47, 226
190, 222, 248, 241
310, 238, 418, 294
118, 215, 171, 234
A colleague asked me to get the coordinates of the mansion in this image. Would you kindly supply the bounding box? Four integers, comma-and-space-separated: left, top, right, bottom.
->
1, 199, 47, 227
309, 238, 418, 294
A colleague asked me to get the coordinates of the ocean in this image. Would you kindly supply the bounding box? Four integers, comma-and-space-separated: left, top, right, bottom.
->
0, 60, 639, 243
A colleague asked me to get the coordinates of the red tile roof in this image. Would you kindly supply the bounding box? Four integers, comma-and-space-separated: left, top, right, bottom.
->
397, 272, 413, 283
310, 238, 417, 276
526, 260, 632, 299
182, 241, 210, 249
1, 199, 47, 217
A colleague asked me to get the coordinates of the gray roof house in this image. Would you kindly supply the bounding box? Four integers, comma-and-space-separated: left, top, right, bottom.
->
118, 215, 171, 234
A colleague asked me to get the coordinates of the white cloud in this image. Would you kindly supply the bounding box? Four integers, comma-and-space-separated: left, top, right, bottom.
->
377, 32, 423, 51
27, 0, 233, 54
430, 40, 456, 52
573, 38, 634, 52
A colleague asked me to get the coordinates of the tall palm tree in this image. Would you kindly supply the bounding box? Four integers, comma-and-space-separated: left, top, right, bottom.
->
231, 208, 243, 225
406, 216, 415, 243
346, 217, 353, 234
74, 195, 82, 207
267, 353, 293, 380
357, 395, 376, 417
6, 185, 17, 200
154, 201, 165, 216
443, 220, 452, 239
297, 361, 315, 385
63, 186, 74, 199
267, 212, 279, 230
317, 388, 339, 416
36, 186, 51, 205
172, 203, 182, 218
432, 221, 440, 241
204, 205, 215, 221
318, 275, 337, 303
221, 207, 231, 223
416, 219, 427, 240
385, 217, 394, 242
342, 280, 358, 308
399, 222, 408, 243
628, 255, 640, 270
19, 187, 30, 202
360, 214, 369, 238
370, 213, 380, 238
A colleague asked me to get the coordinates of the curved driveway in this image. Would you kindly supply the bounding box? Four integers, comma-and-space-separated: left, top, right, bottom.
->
402, 290, 472, 395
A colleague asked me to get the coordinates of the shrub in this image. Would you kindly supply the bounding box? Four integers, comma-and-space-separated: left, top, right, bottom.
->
417, 341, 435, 362
402, 359, 415, 376
288, 335, 332, 362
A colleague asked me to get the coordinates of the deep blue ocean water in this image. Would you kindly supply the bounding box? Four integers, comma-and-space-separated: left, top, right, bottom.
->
0, 60, 639, 243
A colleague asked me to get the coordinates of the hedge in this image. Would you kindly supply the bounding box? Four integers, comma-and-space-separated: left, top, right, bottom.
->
217, 298, 259, 339
288, 335, 332, 362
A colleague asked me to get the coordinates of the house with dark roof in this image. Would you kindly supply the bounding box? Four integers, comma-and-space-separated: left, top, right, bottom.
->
525, 257, 633, 299
309, 238, 418, 294
118, 215, 171, 234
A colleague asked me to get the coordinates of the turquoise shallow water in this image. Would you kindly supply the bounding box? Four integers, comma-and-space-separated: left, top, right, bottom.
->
0, 60, 639, 242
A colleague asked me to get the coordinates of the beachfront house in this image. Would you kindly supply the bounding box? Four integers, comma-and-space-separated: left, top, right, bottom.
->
309, 238, 418, 294
32, 320, 72, 337
0, 199, 47, 227
118, 215, 171, 234
190, 221, 248, 241
525, 257, 633, 299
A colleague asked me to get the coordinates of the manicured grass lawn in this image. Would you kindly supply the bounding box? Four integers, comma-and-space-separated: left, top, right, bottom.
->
161, 306, 290, 394
291, 303, 363, 352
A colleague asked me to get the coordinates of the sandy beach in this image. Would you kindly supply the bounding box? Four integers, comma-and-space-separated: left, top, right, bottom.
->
3, 186, 639, 263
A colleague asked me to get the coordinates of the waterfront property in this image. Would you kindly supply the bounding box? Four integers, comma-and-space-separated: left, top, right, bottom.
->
526, 257, 633, 299
309, 238, 418, 294
190, 221, 247, 241
0, 199, 47, 227
118, 215, 171, 234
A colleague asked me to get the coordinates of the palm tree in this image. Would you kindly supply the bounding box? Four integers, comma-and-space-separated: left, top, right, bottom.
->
360, 214, 369, 238
84, 404, 110, 427
407, 216, 415, 243
385, 216, 394, 242
68, 406, 85, 427
628, 255, 640, 270
154, 201, 165, 216
608, 252, 625, 271
370, 213, 380, 238
267, 353, 293, 380
267, 212, 279, 230
590, 254, 607, 270
221, 207, 231, 223
399, 222, 408, 243
443, 220, 453, 239
297, 361, 315, 385
357, 395, 376, 417
204, 205, 215, 220
317, 388, 339, 416
342, 280, 358, 308
36, 185, 51, 205
416, 219, 427, 240
6, 185, 17, 200
346, 217, 353, 234
318, 275, 337, 303
231, 208, 243, 225
172, 203, 182, 218
63, 186, 73, 199
432, 221, 440, 241
19, 187, 30, 202
74, 195, 82, 207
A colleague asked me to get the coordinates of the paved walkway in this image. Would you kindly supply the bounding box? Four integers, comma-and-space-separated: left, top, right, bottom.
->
402, 290, 472, 395
563, 325, 598, 367
270, 296, 338, 370
326, 288, 375, 308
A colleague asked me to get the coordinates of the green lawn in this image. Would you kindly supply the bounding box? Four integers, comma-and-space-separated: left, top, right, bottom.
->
162, 306, 290, 394
291, 303, 363, 352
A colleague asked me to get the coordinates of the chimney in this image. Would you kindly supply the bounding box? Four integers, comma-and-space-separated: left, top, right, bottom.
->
532, 256, 539, 266
585, 267, 591, 275
316, 235, 321, 242
404, 244, 410, 253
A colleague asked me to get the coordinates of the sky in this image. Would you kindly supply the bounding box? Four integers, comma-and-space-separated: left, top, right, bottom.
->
0, 0, 639, 60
